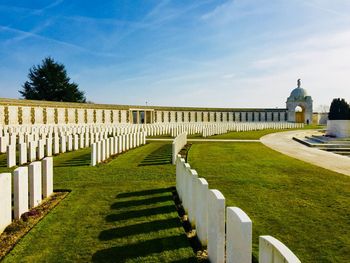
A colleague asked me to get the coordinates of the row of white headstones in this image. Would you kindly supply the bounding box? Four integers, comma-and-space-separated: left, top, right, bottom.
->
91, 132, 147, 166
176, 155, 301, 263
1, 122, 304, 168
172, 132, 188, 164
0, 157, 53, 235
0, 124, 149, 168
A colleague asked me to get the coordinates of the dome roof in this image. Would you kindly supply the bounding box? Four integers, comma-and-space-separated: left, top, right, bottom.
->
290, 87, 307, 99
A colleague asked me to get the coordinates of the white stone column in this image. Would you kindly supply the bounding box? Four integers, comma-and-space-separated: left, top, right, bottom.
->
13, 167, 29, 219
208, 189, 225, 263
42, 157, 53, 198
0, 173, 12, 233
226, 207, 252, 263
29, 161, 42, 208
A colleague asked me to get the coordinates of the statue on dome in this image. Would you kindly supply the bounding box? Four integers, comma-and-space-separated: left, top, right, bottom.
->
297, 79, 301, 88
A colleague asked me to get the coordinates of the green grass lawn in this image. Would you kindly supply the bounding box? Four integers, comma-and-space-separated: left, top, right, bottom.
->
187, 142, 350, 263
147, 125, 326, 140
3, 143, 196, 263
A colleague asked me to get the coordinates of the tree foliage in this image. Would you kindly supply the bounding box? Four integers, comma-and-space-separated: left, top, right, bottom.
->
328, 98, 350, 120
19, 57, 86, 102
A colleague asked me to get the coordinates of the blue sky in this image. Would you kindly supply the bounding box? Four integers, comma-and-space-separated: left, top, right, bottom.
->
0, 0, 350, 109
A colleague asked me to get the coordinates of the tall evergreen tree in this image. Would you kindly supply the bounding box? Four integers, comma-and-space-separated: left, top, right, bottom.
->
19, 57, 86, 102
328, 98, 350, 120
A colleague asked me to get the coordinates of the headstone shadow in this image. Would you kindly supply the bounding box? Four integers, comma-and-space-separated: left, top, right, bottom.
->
139, 144, 172, 166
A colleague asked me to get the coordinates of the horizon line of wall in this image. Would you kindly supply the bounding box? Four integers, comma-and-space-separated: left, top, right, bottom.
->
0, 97, 297, 125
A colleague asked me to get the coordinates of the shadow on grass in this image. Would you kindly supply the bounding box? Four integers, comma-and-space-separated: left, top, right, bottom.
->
92, 234, 195, 263
106, 205, 175, 222
94, 187, 197, 262
116, 187, 173, 198
99, 217, 180, 240
111, 194, 173, 209
0, 154, 7, 167
55, 152, 91, 167
138, 144, 172, 166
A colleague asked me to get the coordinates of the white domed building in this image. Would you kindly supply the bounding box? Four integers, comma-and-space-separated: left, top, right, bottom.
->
286, 79, 313, 124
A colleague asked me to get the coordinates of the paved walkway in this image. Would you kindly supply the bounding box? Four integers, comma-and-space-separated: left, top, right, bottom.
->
147, 138, 260, 142
260, 130, 350, 176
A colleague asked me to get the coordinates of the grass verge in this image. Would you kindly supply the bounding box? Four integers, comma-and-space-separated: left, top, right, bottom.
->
187, 142, 350, 263
0, 191, 69, 260
3, 143, 196, 263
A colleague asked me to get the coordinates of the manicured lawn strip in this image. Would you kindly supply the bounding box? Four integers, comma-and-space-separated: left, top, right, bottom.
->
188, 142, 350, 263
207, 125, 325, 140
0, 192, 69, 260
3, 143, 196, 263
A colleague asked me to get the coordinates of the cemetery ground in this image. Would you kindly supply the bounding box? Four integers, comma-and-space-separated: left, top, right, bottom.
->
0, 131, 349, 262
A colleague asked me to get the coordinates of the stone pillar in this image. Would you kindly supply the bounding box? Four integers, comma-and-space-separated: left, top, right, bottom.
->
208, 189, 225, 263
29, 161, 42, 208
42, 157, 53, 198
0, 173, 11, 233
13, 167, 29, 219
226, 207, 252, 263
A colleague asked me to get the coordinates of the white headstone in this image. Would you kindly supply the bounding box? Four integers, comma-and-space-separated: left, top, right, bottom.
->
226, 207, 252, 263
195, 178, 208, 246
13, 167, 29, 219
42, 157, 53, 198
0, 173, 12, 233
208, 189, 225, 263
29, 161, 42, 208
